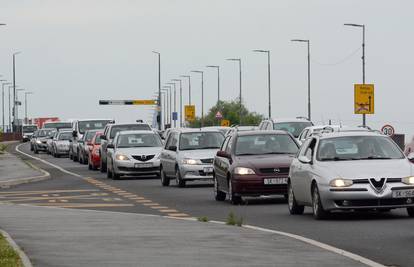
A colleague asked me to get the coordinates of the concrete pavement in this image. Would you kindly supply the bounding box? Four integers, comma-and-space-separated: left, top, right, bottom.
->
0, 204, 368, 267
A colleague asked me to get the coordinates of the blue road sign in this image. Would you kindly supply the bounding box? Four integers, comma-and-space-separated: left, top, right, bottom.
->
172, 112, 178, 121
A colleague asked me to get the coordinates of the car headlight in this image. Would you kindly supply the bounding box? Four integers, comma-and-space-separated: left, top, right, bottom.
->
116, 154, 130, 161
402, 176, 414, 185
329, 178, 353, 187
36, 140, 42, 144
234, 167, 255, 175
182, 158, 201, 165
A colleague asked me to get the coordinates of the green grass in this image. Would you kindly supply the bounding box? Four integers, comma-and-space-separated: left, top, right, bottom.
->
0, 144, 7, 154
197, 216, 209, 222
226, 212, 243, 227
0, 233, 23, 267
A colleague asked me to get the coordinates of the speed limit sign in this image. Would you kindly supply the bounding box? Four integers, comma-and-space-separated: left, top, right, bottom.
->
381, 124, 395, 137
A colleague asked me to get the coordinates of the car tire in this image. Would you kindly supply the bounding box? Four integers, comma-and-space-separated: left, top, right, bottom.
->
287, 182, 304, 215
312, 184, 329, 220
228, 179, 242, 205
88, 160, 92, 170
407, 207, 414, 217
69, 150, 73, 160
30, 144, 33, 151
160, 167, 170, 186
214, 176, 226, 201
107, 164, 113, 179
112, 165, 120, 180
100, 159, 106, 173
34, 147, 39, 154
176, 168, 186, 188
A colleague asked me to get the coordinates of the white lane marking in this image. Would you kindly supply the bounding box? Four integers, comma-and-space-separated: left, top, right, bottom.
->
15, 143, 384, 267
0, 229, 33, 267
16, 144, 82, 178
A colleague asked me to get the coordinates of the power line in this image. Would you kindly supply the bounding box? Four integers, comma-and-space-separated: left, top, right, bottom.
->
311, 46, 362, 66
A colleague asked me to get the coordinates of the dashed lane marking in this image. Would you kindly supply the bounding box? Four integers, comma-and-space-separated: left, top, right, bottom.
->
159, 209, 179, 213
150, 206, 169, 209
167, 213, 190, 217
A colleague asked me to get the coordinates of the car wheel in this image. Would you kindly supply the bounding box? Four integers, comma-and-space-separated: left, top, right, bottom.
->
34, 147, 39, 154
30, 144, 33, 151
88, 160, 92, 170
312, 184, 329, 220
287, 182, 304, 215
107, 164, 113, 179
112, 165, 120, 180
214, 176, 226, 201
407, 207, 414, 217
100, 159, 106, 173
175, 168, 186, 188
228, 179, 242, 205
69, 149, 73, 160
160, 167, 170, 186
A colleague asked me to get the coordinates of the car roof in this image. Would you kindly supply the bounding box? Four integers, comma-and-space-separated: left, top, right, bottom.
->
117, 130, 157, 135
74, 119, 113, 122
303, 125, 341, 131
317, 130, 385, 140
171, 128, 223, 134
270, 118, 312, 123
108, 122, 150, 127
235, 130, 292, 137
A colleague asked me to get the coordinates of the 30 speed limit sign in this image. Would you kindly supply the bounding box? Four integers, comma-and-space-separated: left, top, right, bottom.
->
381, 124, 395, 137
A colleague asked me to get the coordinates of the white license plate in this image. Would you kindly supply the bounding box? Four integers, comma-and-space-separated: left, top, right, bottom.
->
203, 167, 213, 173
134, 163, 153, 168
392, 189, 414, 198
264, 178, 288, 185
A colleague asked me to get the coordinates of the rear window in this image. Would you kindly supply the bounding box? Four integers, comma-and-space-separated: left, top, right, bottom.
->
235, 134, 299, 155
273, 121, 312, 138
58, 132, 72, 140
110, 124, 151, 139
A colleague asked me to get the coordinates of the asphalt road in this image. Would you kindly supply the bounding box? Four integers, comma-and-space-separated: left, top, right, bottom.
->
4, 142, 414, 267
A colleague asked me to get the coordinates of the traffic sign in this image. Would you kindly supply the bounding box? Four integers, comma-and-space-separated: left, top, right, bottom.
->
185, 105, 195, 121
99, 100, 157, 105
381, 124, 395, 137
221, 119, 230, 127
215, 111, 223, 119
172, 112, 178, 121
354, 84, 374, 114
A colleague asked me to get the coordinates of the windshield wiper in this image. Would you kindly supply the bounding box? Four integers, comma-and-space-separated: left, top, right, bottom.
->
262, 152, 292, 155
199, 146, 220, 149
320, 157, 355, 161
357, 156, 392, 160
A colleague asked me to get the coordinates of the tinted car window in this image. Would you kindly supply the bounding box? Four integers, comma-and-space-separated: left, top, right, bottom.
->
44, 122, 72, 130
78, 120, 111, 134
179, 132, 224, 150
110, 124, 151, 139
37, 129, 53, 137
23, 126, 38, 132
235, 134, 299, 155
58, 132, 72, 140
117, 133, 162, 148
273, 122, 313, 138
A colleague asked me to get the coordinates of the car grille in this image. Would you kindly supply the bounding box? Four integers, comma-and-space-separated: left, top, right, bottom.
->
259, 167, 290, 175
352, 178, 402, 184
131, 155, 155, 162
118, 166, 160, 172
335, 198, 413, 207
200, 158, 214, 164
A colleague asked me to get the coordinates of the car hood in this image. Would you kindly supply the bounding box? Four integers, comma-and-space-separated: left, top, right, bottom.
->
116, 147, 162, 156
179, 149, 219, 159
318, 159, 413, 179
235, 154, 295, 169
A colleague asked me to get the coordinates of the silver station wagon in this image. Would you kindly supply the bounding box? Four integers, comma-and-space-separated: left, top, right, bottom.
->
288, 129, 414, 219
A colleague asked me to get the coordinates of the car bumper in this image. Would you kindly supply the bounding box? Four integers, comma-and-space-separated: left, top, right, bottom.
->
320, 183, 414, 210
56, 147, 70, 154
114, 159, 161, 176
90, 154, 101, 166
179, 164, 214, 180
35, 143, 48, 150
232, 175, 288, 196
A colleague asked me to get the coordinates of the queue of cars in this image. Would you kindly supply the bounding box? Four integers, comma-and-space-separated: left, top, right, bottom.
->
26, 117, 414, 220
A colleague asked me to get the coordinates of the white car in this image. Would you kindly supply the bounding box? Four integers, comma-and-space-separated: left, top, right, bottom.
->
288, 129, 414, 219
258, 118, 313, 140
297, 125, 341, 145
106, 130, 163, 179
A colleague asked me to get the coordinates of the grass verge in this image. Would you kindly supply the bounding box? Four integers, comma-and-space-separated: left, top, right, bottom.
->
0, 233, 23, 267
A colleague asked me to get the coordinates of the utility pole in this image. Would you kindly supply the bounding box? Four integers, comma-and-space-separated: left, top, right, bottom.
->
0, 81, 9, 131
12, 52, 21, 132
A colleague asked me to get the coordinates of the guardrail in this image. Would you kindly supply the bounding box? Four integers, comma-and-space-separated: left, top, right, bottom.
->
1, 133, 22, 142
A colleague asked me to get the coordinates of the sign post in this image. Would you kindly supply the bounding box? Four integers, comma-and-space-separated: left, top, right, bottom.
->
354, 84, 375, 127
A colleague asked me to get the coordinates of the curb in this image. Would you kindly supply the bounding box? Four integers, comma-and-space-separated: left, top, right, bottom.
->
0, 229, 33, 267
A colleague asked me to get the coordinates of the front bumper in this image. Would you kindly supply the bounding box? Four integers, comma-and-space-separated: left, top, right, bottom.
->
320, 182, 414, 210
56, 146, 70, 155
35, 142, 48, 151
179, 164, 214, 180
232, 175, 288, 196
114, 159, 161, 176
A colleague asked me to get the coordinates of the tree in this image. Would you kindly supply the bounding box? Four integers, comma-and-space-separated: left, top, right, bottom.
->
188, 99, 264, 128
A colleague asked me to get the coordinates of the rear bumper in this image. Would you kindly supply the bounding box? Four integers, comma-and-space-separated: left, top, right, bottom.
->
233, 176, 288, 196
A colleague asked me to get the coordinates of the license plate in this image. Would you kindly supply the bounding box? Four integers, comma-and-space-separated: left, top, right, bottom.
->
203, 167, 213, 173
264, 178, 288, 185
134, 163, 153, 168
392, 189, 414, 198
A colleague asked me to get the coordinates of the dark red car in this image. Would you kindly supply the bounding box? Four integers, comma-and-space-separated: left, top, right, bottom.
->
88, 132, 103, 170
213, 130, 300, 204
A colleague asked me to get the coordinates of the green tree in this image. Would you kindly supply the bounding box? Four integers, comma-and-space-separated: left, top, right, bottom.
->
188, 99, 264, 128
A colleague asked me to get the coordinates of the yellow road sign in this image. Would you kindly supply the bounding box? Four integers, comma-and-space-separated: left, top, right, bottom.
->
132, 100, 157, 105
354, 84, 374, 114
221, 119, 230, 127
185, 105, 196, 121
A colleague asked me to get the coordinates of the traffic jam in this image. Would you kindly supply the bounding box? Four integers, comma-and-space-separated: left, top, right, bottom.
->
25, 117, 414, 220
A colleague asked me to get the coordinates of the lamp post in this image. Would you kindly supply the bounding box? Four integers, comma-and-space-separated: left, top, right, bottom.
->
206, 65, 220, 105
16, 88, 25, 128
1, 81, 10, 131
253, 50, 271, 118
166, 82, 177, 128
191, 70, 204, 127
12, 51, 21, 132
152, 51, 162, 130
226, 58, 242, 125
160, 91, 167, 128
291, 39, 311, 121
180, 75, 191, 105
344, 23, 366, 127
172, 79, 183, 127
8, 85, 14, 131
162, 86, 172, 126
24, 92, 33, 124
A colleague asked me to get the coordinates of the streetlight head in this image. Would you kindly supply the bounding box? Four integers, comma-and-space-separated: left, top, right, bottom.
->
0, 23, 6, 26
206, 65, 219, 68
0, 79, 6, 82
344, 23, 364, 27
13, 51, 21, 56
171, 79, 181, 82
152, 51, 160, 54
191, 70, 203, 73
180, 75, 190, 78
226, 58, 240, 61
252, 49, 269, 53
291, 39, 309, 43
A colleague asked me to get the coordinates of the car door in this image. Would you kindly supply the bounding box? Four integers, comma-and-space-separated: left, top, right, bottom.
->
221, 135, 234, 192
106, 134, 117, 171
100, 125, 110, 164
214, 136, 230, 187
290, 138, 311, 203
161, 132, 177, 176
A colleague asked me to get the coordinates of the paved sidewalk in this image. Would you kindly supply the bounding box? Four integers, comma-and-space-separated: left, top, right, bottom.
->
0, 151, 47, 187
0, 204, 368, 267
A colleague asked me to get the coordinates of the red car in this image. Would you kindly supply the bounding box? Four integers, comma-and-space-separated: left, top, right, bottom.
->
88, 132, 103, 170
213, 130, 300, 205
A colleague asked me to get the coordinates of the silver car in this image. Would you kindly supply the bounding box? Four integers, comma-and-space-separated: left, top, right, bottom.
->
159, 129, 225, 187
288, 129, 414, 219
106, 130, 163, 179
51, 130, 72, 157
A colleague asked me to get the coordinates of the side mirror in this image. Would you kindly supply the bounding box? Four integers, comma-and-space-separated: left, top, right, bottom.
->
107, 143, 115, 149
168, 145, 177, 151
72, 131, 78, 138
216, 150, 230, 159
298, 155, 312, 164
101, 135, 107, 140
407, 153, 414, 162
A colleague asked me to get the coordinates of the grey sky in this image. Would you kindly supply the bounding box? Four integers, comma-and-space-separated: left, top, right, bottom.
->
1, 0, 413, 135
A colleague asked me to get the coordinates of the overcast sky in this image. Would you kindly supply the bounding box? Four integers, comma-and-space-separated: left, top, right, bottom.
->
1, 0, 413, 136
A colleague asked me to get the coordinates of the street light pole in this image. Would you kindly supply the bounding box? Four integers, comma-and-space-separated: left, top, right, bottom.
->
160, 91, 167, 128
172, 79, 183, 127
180, 75, 191, 105
166, 82, 177, 128
291, 40, 311, 121
24, 92, 33, 124
253, 50, 271, 118
226, 58, 242, 125
12, 51, 21, 132
152, 51, 162, 130
162, 86, 172, 126
8, 85, 13, 131
206, 65, 220, 105
344, 23, 366, 127
191, 70, 204, 127
1, 81, 10, 131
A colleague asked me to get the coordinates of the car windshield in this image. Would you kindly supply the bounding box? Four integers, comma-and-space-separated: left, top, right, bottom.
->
58, 132, 72, 140
37, 129, 53, 137
85, 131, 98, 142
94, 135, 102, 145
273, 122, 313, 138
110, 124, 151, 139
117, 133, 162, 148
179, 132, 224, 150
235, 134, 299, 155
22, 126, 37, 133
78, 120, 111, 134
317, 136, 405, 161
44, 122, 72, 130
